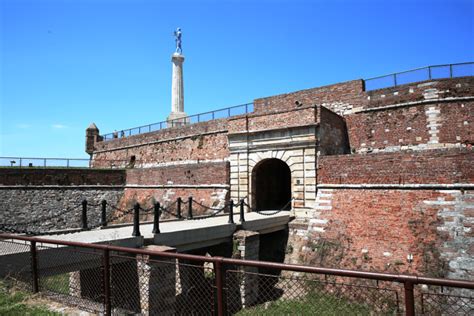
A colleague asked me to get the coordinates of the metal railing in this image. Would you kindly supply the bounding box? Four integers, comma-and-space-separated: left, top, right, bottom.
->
0, 197, 285, 236
364, 61, 474, 91
101, 102, 254, 141
0, 157, 126, 169
0, 233, 473, 315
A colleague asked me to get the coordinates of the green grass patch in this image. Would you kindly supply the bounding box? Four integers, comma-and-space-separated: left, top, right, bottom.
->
41, 274, 70, 295
0, 280, 60, 315
236, 291, 372, 315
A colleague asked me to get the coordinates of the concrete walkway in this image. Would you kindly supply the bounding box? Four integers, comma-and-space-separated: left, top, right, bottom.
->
37, 211, 291, 251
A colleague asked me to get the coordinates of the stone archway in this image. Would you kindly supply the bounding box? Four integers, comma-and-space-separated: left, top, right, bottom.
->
252, 158, 291, 211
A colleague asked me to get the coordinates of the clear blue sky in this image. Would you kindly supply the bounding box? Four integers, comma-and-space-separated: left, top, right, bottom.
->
1, 0, 473, 158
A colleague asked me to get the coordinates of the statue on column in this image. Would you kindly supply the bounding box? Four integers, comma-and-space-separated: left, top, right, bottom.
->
174, 28, 182, 54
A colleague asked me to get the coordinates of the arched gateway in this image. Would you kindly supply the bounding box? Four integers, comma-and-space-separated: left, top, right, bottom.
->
252, 158, 291, 211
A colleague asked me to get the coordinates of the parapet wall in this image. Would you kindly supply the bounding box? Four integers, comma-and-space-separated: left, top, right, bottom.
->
0, 168, 125, 186
317, 149, 473, 185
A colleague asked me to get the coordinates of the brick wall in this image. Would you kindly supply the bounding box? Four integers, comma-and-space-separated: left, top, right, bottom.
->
253, 80, 366, 115
304, 190, 461, 276
317, 149, 473, 185
0, 168, 126, 186
92, 119, 229, 168
228, 106, 318, 134
366, 77, 474, 109
126, 162, 229, 185
346, 101, 473, 153
318, 106, 350, 155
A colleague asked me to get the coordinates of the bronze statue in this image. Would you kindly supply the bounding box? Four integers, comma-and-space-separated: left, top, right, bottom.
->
174, 28, 182, 54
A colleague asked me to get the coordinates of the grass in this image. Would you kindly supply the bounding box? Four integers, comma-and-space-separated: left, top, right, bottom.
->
0, 280, 60, 315
236, 291, 373, 316
40, 274, 70, 295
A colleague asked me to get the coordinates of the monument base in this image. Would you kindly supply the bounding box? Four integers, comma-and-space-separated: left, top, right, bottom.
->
167, 111, 189, 128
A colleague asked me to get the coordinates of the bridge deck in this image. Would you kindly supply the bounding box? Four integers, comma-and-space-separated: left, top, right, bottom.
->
36, 211, 291, 251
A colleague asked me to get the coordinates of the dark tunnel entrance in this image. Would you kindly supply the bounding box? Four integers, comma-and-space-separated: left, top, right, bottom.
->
252, 158, 291, 211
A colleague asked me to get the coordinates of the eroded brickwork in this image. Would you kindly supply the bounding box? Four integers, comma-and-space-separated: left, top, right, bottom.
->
300, 189, 473, 279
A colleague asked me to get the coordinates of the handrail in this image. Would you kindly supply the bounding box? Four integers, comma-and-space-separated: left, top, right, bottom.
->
100, 102, 253, 141
1, 233, 473, 289
364, 61, 473, 91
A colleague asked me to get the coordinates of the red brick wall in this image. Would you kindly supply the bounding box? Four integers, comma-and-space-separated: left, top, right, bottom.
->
345, 101, 474, 153
438, 102, 473, 144
115, 187, 229, 222
318, 106, 350, 155
126, 162, 229, 185
0, 168, 125, 186
317, 149, 473, 185
304, 190, 450, 276
253, 80, 366, 114
346, 104, 430, 152
228, 106, 318, 134
366, 77, 474, 109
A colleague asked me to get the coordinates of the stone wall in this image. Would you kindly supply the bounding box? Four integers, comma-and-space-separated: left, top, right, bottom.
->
0, 168, 125, 231
0, 187, 123, 231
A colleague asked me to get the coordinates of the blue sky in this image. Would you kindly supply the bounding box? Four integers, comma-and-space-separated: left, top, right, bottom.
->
1, 0, 473, 158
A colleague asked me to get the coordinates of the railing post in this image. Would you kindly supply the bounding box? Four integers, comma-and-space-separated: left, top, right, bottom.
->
67, 159, 70, 168
82, 200, 88, 230
450, 64, 453, 78
152, 202, 160, 234
44, 158, 46, 168
228, 200, 234, 224
428, 66, 432, 80
30, 240, 39, 293
393, 74, 397, 87
101, 200, 107, 227
103, 249, 111, 316
239, 199, 245, 222
404, 281, 415, 316
132, 203, 141, 237
187, 197, 193, 219
177, 197, 182, 219
19, 158, 22, 168
215, 258, 225, 316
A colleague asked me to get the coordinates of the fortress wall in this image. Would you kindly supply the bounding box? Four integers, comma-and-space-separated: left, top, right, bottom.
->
114, 162, 230, 221
0, 168, 125, 231
304, 189, 473, 280
92, 119, 229, 168
346, 101, 474, 154
365, 76, 474, 109
228, 106, 318, 134
317, 149, 473, 185
253, 80, 366, 115
0, 168, 125, 186
291, 149, 473, 279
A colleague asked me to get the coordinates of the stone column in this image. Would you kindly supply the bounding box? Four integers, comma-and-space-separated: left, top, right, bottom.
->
137, 245, 177, 316
167, 53, 188, 128
233, 230, 260, 309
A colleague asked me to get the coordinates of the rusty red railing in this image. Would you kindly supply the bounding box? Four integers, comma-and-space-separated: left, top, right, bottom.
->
0, 233, 472, 315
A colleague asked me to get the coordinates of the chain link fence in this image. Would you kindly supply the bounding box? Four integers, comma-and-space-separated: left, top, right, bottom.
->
1, 234, 473, 315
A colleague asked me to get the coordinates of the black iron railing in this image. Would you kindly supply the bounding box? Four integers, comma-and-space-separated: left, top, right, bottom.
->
101, 102, 254, 141
364, 61, 474, 91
